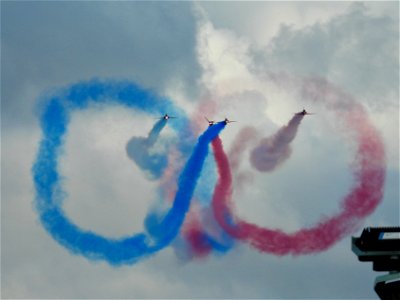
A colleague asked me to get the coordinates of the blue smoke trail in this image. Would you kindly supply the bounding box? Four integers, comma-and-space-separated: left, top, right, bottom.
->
144, 122, 226, 247
126, 119, 168, 179
200, 232, 234, 253
32, 79, 225, 265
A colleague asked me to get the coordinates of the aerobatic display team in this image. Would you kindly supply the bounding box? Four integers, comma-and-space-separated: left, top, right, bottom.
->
32, 77, 385, 265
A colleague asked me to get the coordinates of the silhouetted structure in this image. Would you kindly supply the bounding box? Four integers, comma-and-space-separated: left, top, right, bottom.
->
352, 227, 400, 300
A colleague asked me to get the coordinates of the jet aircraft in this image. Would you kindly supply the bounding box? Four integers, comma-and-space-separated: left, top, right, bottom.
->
295, 109, 315, 116
223, 118, 237, 124
158, 114, 176, 120
205, 117, 215, 126
205, 117, 236, 126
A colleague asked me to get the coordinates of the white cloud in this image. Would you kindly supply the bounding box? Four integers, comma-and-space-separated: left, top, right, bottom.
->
200, 2, 352, 47
2, 2, 398, 299
0, 127, 383, 298
60, 104, 161, 237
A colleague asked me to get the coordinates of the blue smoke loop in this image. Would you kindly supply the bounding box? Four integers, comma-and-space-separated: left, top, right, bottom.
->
32, 79, 225, 265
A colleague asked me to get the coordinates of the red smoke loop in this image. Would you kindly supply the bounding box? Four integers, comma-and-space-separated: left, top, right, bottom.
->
212, 77, 386, 255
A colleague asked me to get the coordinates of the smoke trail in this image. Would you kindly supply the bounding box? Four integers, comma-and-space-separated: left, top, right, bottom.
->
180, 213, 234, 259
184, 227, 232, 258
250, 114, 304, 172
126, 119, 168, 179
144, 122, 226, 248
188, 102, 304, 258
211, 136, 238, 238
32, 80, 224, 265
211, 77, 386, 255
172, 99, 234, 259
181, 206, 233, 259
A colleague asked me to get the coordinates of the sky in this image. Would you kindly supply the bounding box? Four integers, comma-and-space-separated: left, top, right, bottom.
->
1, 1, 399, 299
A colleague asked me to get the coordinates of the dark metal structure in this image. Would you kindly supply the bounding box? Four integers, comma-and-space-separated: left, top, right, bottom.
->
352, 227, 400, 300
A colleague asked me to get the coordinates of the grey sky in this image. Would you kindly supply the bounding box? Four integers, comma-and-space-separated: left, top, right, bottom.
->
2, 1, 399, 299
1, 1, 200, 128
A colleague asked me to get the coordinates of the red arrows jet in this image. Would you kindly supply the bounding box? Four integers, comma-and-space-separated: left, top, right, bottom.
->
158, 114, 176, 120
205, 117, 215, 126
295, 109, 315, 116
223, 118, 237, 125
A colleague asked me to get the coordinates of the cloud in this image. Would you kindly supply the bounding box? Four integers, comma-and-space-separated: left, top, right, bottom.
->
1, 1, 201, 128
252, 2, 399, 110
190, 2, 397, 297
199, 2, 351, 47
2, 2, 398, 299
196, 1, 398, 167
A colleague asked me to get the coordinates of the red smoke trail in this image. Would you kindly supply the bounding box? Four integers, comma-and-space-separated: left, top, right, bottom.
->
175, 99, 229, 259
211, 136, 236, 234
250, 114, 304, 172
212, 77, 386, 255
182, 208, 213, 258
